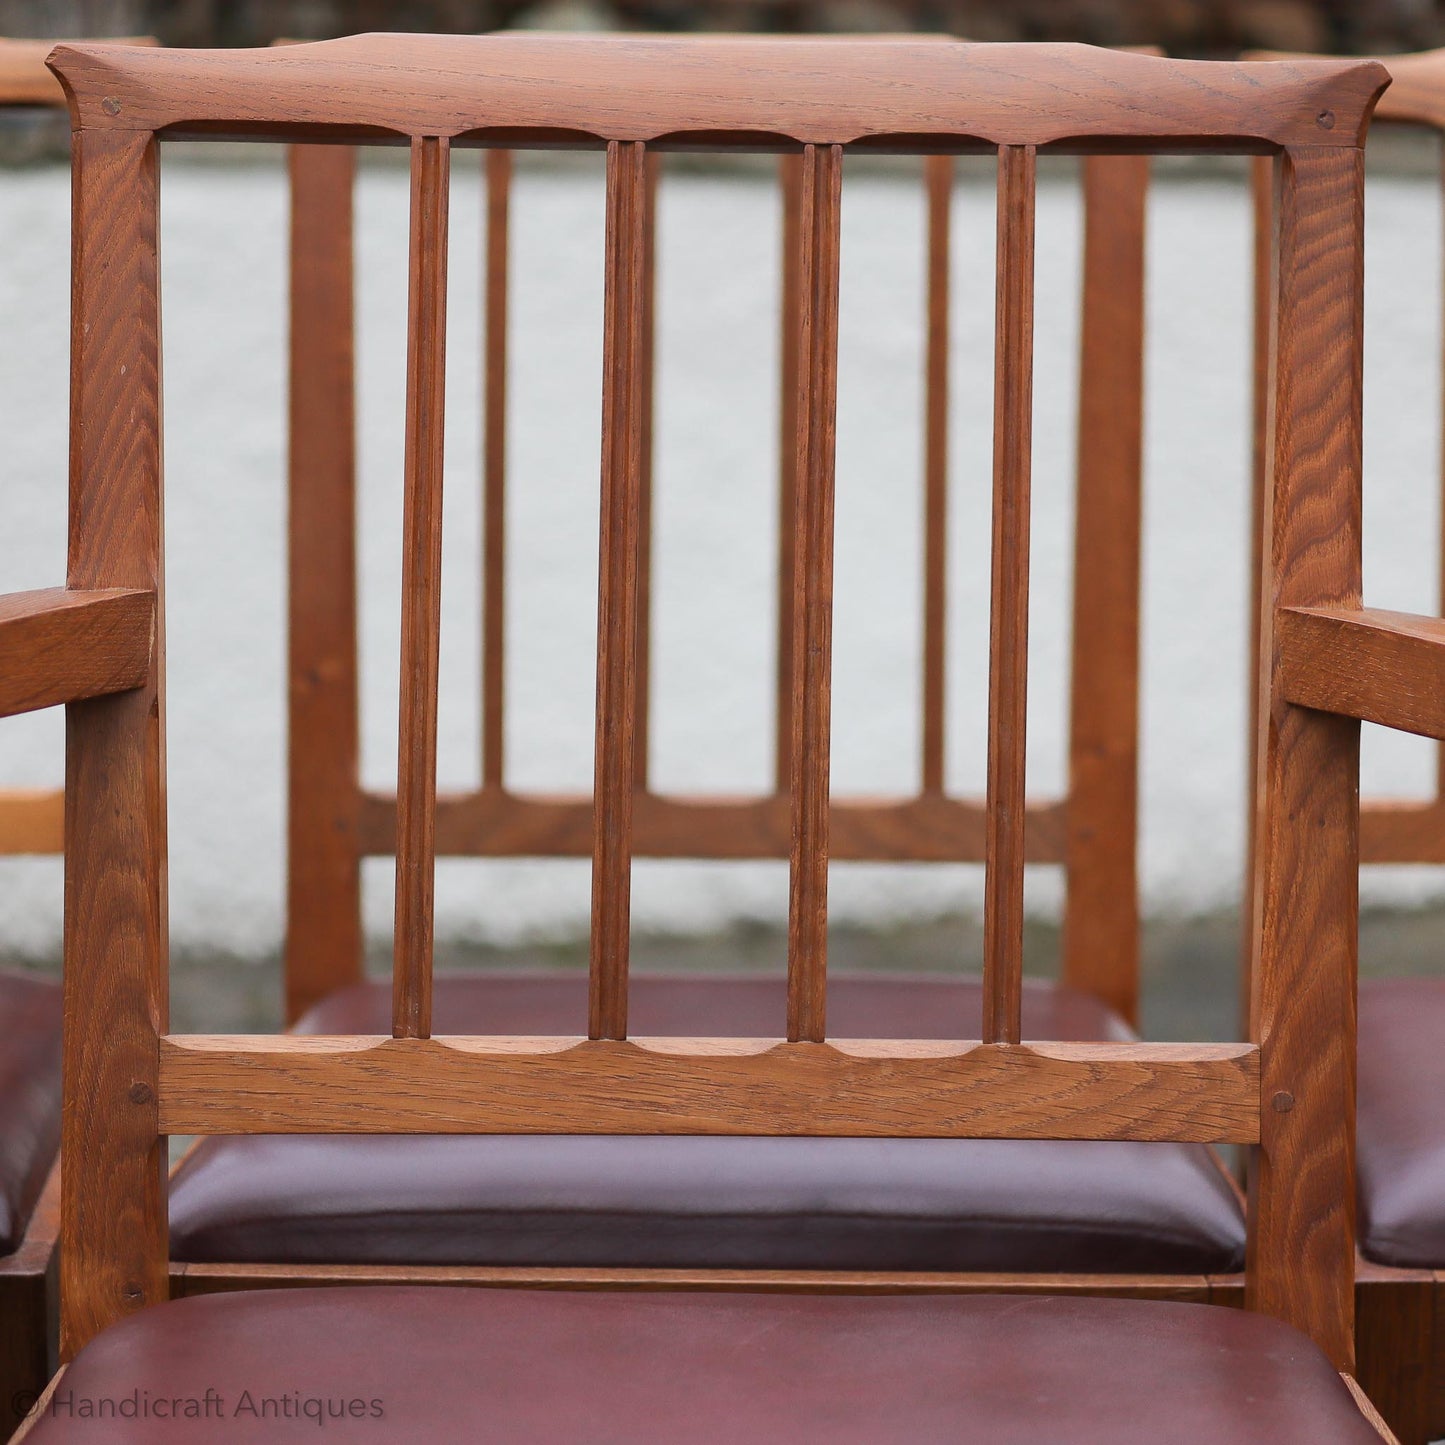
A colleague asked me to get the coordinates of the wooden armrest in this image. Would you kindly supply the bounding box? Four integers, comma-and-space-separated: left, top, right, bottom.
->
0, 587, 154, 718
1278, 605, 1445, 740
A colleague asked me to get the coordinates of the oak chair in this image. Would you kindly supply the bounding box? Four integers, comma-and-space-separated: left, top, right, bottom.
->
165, 46, 1245, 1299
1242, 45, 1445, 1442
9, 31, 1400, 1441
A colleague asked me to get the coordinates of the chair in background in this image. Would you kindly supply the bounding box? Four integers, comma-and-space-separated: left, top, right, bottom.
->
1246, 44, 1445, 1442
160, 51, 1258, 1301
6, 33, 1398, 1441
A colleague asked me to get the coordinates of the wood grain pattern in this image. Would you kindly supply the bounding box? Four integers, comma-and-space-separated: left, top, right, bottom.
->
0, 587, 152, 718
392, 134, 450, 1042
0, 788, 63, 854
1278, 605, 1445, 740
286, 142, 362, 1025
786, 143, 841, 1045
157, 1033, 1261, 1142
358, 787, 1068, 862
920, 153, 951, 798
61, 127, 168, 1359
1361, 799, 1445, 863
482, 149, 511, 792
1059, 155, 1147, 1026
46, 38, 1389, 152
775, 153, 802, 795
982, 143, 1035, 1048
1245, 144, 1364, 1372
590, 139, 648, 1041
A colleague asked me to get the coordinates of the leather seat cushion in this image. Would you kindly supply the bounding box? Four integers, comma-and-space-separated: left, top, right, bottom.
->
169, 973, 1245, 1273
22, 1288, 1379, 1443
1358, 976, 1445, 1266
0, 968, 62, 1254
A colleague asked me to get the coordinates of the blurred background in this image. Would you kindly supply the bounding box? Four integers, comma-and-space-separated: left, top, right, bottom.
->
2, 4, 1444, 1044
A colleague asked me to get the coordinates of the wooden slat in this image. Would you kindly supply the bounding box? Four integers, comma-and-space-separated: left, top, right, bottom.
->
1278, 606, 1445, 740
1246, 144, 1364, 1373
775, 153, 803, 795
921, 154, 952, 797
633, 152, 660, 790
1243, 151, 1276, 1042
62, 128, 168, 1359
1060, 155, 1147, 1026
0, 587, 153, 718
158, 1033, 1261, 1143
786, 143, 842, 1045
982, 143, 1036, 1047
393, 134, 450, 1042
0, 788, 64, 854
359, 788, 1069, 863
589, 139, 648, 1042
286, 142, 362, 1024
482, 148, 511, 791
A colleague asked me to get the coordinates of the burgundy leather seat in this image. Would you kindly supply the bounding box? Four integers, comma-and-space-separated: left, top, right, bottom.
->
169, 973, 1246, 1273
1357, 976, 1445, 1266
0, 968, 62, 1254
21, 1287, 1378, 1442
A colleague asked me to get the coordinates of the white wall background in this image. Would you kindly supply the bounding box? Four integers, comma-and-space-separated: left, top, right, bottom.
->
0, 153, 1440, 958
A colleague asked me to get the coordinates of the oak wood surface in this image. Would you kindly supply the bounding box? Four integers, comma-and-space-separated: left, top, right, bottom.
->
785, 143, 841, 1045
589, 139, 648, 1041
920, 153, 951, 798
61, 127, 169, 1358
1279, 605, 1445, 741
1059, 156, 1147, 1026
0, 588, 152, 719
982, 143, 1035, 1047
1245, 145, 1365, 1371
285, 143, 362, 1025
357, 787, 1069, 861
46, 38, 1388, 152
157, 1032, 1261, 1141
482, 149, 510, 793
392, 135, 451, 1042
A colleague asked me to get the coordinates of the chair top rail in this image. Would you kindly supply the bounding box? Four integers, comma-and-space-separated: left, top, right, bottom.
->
1248, 44, 1445, 131
48, 36, 1388, 152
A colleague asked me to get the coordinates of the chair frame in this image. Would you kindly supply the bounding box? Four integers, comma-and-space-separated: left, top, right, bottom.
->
7, 33, 1398, 1434
0, 38, 151, 1436
1243, 43, 1445, 1444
